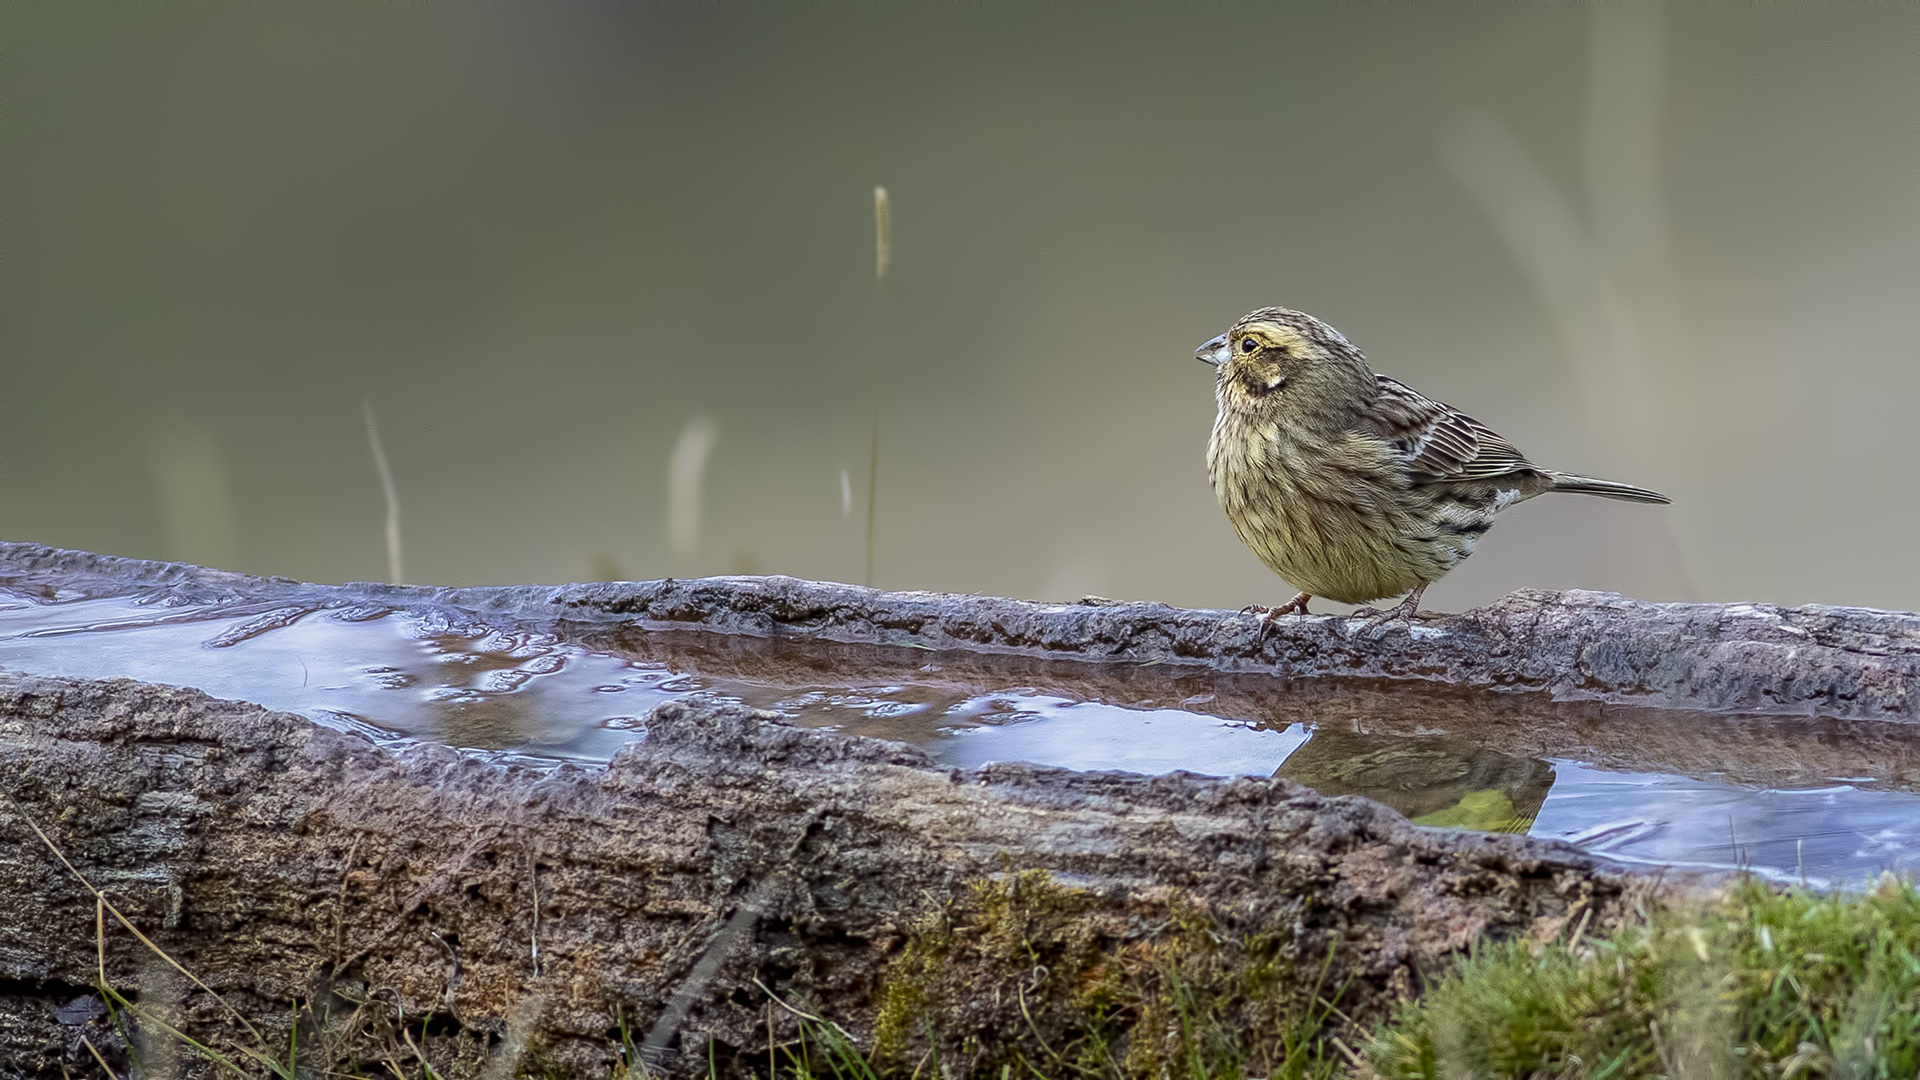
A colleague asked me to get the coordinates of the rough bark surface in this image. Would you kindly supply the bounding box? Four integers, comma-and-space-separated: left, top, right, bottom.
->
4, 540, 1917, 723
0, 672, 1643, 1077
1, 543, 1915, 1077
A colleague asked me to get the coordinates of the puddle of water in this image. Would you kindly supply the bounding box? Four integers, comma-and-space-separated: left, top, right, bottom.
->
1532, 764, 1919, 884
0, 593, 669, 762
935, 697, 1311, 777
2, 589, 1916, 886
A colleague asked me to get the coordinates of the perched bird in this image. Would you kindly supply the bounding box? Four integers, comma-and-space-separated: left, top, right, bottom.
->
1196, 307, 1669, 630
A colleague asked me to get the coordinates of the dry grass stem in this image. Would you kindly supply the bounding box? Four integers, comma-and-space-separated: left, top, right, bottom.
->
6, 794, 266, 1045
362, 401, 405, 585
865, 418, 879, 587
640, 879, 778, 1066
666, 415, 720, 574
874, 186, 890, 280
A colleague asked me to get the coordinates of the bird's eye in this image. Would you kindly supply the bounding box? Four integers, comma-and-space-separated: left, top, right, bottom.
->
1240, 338, 1258, 353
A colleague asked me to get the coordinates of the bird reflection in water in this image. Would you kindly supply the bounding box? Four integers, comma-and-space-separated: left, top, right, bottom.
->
1276, 727, 1556, 835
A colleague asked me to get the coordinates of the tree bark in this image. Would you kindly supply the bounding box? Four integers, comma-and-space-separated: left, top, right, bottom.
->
1, 543, 1914, 1076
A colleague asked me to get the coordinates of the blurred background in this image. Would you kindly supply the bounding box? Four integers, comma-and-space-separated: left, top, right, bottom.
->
4, 5, 1916, 612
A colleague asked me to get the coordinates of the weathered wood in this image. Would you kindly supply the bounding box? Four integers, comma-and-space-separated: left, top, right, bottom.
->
0, 543, 1915, 1076
5, 541, 1917, 723
1, 670, 1655, 1078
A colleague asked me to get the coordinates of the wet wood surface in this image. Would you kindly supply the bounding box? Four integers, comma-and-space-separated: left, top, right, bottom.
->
2, 542, 1914, 1076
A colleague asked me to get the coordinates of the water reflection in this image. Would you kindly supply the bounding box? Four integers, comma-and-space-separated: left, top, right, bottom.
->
0, 594, 668, 762
2, 587, 1918, 883
1276, 729, 1555, 834
1532, 766, 1920, 883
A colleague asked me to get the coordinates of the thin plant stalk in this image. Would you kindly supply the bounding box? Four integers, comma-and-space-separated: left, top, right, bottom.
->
4, 795, 266, 1045
640, 880, 775, 1066
362, 402, 404, 585
865, 416, 879, 587
866, 186, 890, 587
666, 415, 720, 576
82, 1035, 120, 1079
874, 187, 890, 282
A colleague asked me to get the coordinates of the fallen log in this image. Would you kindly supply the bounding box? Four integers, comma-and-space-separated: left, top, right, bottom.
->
4, 541, 1917, 724
0, 543, 1915, 1077
0, 671, 1649, 1078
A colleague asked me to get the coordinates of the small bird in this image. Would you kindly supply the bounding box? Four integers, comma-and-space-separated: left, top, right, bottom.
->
1196, 307, 1669, 630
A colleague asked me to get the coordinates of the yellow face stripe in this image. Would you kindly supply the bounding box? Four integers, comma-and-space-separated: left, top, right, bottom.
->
1231, 319, 1311, 355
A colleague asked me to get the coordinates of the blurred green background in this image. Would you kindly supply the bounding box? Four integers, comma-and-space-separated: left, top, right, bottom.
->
4, 5, 1916, 612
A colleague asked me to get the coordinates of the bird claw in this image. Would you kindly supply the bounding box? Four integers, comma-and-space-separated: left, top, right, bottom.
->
1356, 608, 1411, 636
1354, 587, 1427, 637
1215, 594, 1312, 644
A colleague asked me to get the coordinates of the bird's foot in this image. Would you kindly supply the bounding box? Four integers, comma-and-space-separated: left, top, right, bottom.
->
1223, 593, 1312, 643
1355, 585, 1428, 637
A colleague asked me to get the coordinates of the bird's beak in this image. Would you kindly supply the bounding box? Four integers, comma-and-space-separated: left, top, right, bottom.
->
1196, 334, 1229, 366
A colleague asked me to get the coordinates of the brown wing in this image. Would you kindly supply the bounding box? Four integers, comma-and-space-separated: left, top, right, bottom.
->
1362, 376, 1538, 484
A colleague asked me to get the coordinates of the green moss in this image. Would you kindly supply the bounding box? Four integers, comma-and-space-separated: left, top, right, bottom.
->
873, 869, 1347, 1080
1410, 789, 1531, 833
82, 834, 1920, 1080
1368, 875, 1920, 1079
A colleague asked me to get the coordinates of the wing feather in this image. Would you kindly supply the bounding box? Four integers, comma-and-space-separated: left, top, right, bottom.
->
1362, 376, 1537, 483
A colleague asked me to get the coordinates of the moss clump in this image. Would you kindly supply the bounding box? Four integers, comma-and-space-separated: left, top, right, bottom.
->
1368, 875, 1920, 1079
1409, 789, 1531, 833
873, 869, 1348, 1080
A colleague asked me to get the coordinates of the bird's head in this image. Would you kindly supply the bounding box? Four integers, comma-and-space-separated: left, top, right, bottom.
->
1195, 307, 1375, 425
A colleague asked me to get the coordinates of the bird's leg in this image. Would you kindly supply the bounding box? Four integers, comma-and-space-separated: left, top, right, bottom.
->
1243, 592, 1312, 619
1357, 584, 1428, 634
1237, 592, 1312, 641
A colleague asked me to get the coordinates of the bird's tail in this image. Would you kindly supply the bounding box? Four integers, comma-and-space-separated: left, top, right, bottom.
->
1546, 471, 1671, 504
